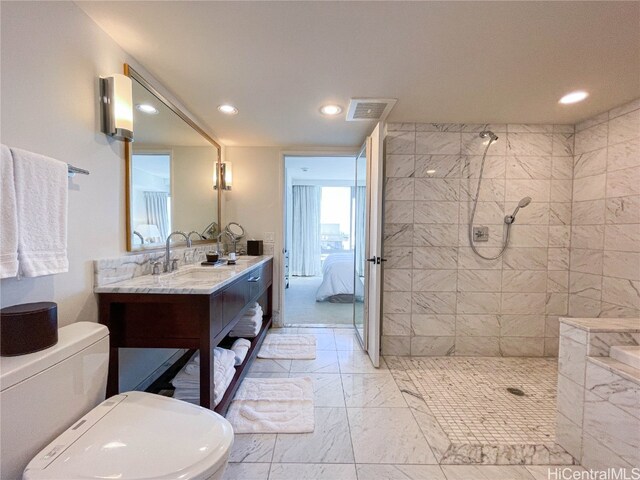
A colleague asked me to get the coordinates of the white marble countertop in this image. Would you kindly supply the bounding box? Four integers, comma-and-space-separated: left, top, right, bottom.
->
559, 317, 640, 332
94, 255, 272, 295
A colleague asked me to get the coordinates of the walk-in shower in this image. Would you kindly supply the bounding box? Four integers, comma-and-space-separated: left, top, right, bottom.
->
468, 130, 531, 260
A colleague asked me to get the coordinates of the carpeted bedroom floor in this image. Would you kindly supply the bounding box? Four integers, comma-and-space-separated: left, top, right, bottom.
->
284, 276, 357, 326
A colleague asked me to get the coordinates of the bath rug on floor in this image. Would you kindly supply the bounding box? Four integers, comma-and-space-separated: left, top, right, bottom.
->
226, 377, 314, 433
258, 334, 316, 359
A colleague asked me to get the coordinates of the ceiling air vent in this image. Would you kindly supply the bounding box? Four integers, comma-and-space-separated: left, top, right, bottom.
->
346, 98, 397, 122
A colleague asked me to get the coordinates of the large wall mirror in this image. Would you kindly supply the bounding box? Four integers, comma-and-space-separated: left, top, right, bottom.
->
124, 64, 221, 251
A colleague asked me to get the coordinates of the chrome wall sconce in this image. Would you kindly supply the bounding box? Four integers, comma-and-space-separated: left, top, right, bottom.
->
100, 74, 133, 142
214, 162, 232, 190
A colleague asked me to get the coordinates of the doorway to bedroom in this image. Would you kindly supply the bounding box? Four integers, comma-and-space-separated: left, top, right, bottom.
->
283, 155, 363, 327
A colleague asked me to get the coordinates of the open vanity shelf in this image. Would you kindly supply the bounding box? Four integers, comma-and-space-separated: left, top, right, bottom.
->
97, 257, 273, 412
144, 315, 272, 415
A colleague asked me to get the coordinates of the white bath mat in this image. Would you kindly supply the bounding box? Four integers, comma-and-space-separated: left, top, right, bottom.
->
258, 334, 316, 359
226, 377, 314, 433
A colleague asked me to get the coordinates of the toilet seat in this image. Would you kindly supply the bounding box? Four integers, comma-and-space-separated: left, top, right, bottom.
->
23, 391, 234, 480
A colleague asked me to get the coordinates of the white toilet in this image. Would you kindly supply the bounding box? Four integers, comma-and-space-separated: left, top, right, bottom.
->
0, 322, 234, 480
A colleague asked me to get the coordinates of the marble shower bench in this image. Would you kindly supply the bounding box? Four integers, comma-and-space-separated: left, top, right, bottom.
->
556, 317, 640, 471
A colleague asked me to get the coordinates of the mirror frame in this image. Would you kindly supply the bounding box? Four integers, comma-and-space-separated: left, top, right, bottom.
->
123, 63, 222, 252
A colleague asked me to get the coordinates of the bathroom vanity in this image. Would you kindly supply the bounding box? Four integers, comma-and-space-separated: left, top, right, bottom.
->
96, 256, 273, 413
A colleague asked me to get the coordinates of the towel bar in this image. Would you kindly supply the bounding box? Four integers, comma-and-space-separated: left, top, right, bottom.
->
67, 164, 89, 177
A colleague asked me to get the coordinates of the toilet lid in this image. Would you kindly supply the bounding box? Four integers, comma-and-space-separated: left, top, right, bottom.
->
24, 391, 234, 480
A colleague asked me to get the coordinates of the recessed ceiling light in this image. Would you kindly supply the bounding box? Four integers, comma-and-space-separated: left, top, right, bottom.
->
136, 104, 158, 114
559, 91, 589, 105
426, 169, 436, 175
320, 104, 343, 116
218, 104, 238, 115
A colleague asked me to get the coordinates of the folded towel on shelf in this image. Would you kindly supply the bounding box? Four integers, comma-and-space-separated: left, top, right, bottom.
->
191, 346, 236, 367
243, 305, 262, 315
173, 348, 236, 388
229, 308, 263, 338
236, 315, 262, 328
231, 338, 251, 366
0, 145, 18, 279
229, 324, 261, 338
11, 147, 68, 277
173, 365, 236, 406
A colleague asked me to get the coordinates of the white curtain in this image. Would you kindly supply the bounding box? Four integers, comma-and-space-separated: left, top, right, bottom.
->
144, 191, 169, 240
291, 185, 322, 276
353, 186, 367, 276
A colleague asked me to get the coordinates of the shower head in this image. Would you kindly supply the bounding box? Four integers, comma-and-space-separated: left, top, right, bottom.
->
518, 196, 532, 208
504, 197, 532, 224
479, 130, 499, 141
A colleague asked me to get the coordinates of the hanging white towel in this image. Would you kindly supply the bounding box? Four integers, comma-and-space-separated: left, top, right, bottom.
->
0, 145, 18, 278
11, 147, 68, 277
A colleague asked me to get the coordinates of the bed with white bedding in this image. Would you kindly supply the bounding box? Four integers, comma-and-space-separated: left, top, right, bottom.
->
315, 253, 364, 302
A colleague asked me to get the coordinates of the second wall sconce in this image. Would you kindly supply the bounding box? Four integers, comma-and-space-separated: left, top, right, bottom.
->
100, 73, 133, 142
214, 162, 232, 190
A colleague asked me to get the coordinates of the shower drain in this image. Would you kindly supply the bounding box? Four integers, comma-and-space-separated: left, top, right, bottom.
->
507, 387, 525, 396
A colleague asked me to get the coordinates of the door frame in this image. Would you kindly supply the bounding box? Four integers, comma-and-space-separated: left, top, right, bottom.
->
278, 149, 359, 328
365, 122, 385, 367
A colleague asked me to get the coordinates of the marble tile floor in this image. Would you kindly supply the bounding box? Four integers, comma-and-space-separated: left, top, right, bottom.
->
223, 327, 581, 479
387, 356, 574, 465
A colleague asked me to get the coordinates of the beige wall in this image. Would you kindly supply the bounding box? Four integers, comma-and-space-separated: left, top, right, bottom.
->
1, 1, 127, 321
223, 146, 284, 320
0, 2, 216, 390
171, 146, 218, 235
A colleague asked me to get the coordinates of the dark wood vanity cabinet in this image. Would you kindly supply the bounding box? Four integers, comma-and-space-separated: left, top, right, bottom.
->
98, 258, 273, 413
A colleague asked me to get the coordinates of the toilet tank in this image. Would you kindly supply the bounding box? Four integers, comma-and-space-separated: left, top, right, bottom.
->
0, 322, 109, 480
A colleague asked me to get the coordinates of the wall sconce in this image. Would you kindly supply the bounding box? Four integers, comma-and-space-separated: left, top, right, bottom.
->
214, 162, 232, 190
100, 74, 133, 142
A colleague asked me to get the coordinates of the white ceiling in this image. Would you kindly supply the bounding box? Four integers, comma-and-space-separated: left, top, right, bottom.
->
132, 153, 170, 179
286, 156, 355, 183
132, 79, 212, 147
77, 1, 640, 148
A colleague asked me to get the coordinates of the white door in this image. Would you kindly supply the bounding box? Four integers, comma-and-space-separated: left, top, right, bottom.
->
353, 124, 384, 367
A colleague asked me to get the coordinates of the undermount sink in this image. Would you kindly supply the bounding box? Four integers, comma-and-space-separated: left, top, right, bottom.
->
168, 268, 233, 282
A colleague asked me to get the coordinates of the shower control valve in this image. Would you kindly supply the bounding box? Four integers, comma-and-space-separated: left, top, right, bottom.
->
473, 226, 489, 242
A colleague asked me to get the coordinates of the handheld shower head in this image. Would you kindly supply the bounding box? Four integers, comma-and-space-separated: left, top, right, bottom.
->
479, 130, 499, 141
505, 197, 532, 224
518, 196, 532, 208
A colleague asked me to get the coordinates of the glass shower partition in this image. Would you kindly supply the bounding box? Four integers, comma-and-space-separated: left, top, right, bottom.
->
353, 143, 367, 347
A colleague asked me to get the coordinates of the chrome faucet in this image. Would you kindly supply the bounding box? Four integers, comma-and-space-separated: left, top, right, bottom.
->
187, 231, 203, 242
164, 231, 192, 272
133, 231, 144, 245
216, 232, 225, 257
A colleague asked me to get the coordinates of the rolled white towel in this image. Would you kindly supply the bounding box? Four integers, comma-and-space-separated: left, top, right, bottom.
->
214, 366, 236, 404
192, 346, 236, 367
231, 338, 251, 366
173, 348, 235, 386
172, 360, 235, 389
173, 365, 236, 406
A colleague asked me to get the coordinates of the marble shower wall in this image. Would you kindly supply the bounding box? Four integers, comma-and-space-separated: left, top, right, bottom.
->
382, 122, 574, 357
569, 99, 640, 319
